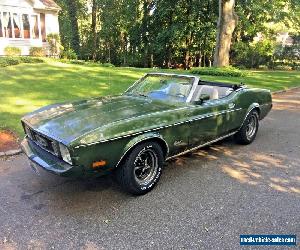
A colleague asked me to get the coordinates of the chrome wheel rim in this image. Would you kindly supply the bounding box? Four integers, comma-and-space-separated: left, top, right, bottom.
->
134, 148, 158, 185
246, 114, 257, 140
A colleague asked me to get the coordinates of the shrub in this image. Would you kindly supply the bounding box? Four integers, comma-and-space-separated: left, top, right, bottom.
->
258, 65, 269, 70
58, 59, 85, 65
293, 66, 300, 71
274, 65, 293, 71
19, 57, 44, 64
58, 58, 68, 63
61, 48, 77, 60
47, 33, 63, 57
4, 47, 21, 56
70, 60, 85, 65
29, 47, 44, 57
100, 63, 115, 67
236, 65, 247, 70
232, 40, 275, 68
190, 66, 247, 77
0, 57, 20, 67
0, 57, 44, 67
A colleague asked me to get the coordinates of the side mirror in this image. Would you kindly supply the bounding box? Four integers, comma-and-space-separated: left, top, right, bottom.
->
193, 94, 210, 105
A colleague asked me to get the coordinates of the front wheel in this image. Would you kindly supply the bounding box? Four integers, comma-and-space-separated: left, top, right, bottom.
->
234, 110, 259, 145
115, 141, 164, 195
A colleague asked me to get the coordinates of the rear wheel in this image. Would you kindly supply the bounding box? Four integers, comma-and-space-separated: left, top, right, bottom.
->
235, 110, 259, 145
115, 141, 164, 195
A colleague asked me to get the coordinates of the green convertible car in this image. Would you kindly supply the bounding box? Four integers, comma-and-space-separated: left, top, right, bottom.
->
21, 73, 272, 195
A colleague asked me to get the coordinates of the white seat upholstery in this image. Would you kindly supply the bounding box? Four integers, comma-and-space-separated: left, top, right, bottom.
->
179, 84, 190, 96
195, 86, 219, 100
167, 83, 181, 96
167, 83, 190, 97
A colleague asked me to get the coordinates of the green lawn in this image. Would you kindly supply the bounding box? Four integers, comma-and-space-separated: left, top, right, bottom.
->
1, 60, 299, 136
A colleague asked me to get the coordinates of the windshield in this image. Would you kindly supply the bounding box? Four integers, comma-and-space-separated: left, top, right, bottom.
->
125, 74, 194, 103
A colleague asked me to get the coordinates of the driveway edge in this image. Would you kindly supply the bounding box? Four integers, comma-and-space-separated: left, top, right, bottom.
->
272, 86, 300, 95
0, 149, 23, 157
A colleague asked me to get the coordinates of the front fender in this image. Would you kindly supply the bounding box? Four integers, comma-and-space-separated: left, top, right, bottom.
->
116, 132, 169, 168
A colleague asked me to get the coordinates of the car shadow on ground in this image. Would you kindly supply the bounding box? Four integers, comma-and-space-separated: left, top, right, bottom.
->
16, 132, 298, 219
169, 139, 300, 195
13, 88, 300, 216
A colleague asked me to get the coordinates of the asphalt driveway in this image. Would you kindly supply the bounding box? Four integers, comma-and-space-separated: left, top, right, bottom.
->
0, 89, 299, 250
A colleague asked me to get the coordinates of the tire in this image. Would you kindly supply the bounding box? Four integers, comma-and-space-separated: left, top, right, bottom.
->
234, 110, 259, 145
115, 141, 164, 195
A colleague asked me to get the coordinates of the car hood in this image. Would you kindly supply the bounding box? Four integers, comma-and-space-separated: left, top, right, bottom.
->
22, 95, 184, 145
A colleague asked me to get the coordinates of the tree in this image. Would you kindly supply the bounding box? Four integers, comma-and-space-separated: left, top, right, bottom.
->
56, 0, 298, 68
213, 0, 237, 67
65, 0, 81, 56
91, 0, 98, 60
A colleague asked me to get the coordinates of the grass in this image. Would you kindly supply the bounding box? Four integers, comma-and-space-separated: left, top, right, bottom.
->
1, 59, 299, 136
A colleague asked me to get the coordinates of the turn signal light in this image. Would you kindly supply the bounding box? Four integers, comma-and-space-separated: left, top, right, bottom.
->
92, 160, 107, 168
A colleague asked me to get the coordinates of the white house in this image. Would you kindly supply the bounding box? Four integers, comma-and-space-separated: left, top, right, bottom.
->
0, 0, 61, 55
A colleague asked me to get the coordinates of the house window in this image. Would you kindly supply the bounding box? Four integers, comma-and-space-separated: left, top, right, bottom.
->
0, 16, 3, 37
0, 12, 41, 39
22, 14, 30, 38
13, 13, 21, 38
31, 15, 39, 39
3, 12, 13, 38
40, 13, 46, 42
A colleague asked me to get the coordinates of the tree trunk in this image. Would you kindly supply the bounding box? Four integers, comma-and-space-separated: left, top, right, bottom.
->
142, 0, 152, 67
91, 0, 98, 60
213, 0, 238, 67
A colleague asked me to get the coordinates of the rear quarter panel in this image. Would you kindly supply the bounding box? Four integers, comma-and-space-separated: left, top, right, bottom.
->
238, 88, 272, 118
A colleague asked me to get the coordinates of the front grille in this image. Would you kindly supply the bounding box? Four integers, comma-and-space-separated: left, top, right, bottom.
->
23, 124, 60, 157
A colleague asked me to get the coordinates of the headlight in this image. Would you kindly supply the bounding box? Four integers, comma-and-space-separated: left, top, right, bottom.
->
59, 143, 72, 164
24, 125, 33, 139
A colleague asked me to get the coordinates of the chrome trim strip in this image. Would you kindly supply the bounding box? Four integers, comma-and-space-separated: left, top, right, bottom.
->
166, 131, 238, 160
75, 108, 242, 148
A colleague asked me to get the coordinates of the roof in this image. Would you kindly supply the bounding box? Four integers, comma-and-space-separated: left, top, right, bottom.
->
38, 0, 61, 10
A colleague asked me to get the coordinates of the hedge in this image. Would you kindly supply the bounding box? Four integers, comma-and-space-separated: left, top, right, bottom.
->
0, 57, 44, 67
190, 66, 247, 77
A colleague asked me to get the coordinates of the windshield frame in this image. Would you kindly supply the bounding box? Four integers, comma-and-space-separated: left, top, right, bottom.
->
124, 73, 199, 103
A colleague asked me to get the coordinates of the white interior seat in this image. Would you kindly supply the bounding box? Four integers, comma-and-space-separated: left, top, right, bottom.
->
195, 86, 219, 100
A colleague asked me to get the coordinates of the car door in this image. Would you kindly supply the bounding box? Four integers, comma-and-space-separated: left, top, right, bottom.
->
224, 90, 246, 133
187, 98, 231, 148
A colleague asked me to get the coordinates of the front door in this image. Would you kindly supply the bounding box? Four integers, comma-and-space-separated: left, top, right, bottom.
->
187, 99, 230, 148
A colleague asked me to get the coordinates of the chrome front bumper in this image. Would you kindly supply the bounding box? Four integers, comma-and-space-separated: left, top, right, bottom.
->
21, 137, 82, 177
